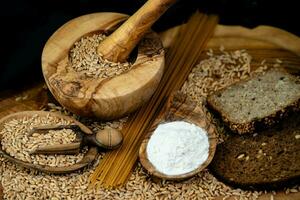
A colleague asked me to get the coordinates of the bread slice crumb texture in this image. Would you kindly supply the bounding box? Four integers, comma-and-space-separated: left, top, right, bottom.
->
210, 68, 300, 124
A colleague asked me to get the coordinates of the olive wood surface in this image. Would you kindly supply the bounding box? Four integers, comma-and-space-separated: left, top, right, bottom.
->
42, 12, 165, 120
139, 93, 218, 180
0, 111, 97, 174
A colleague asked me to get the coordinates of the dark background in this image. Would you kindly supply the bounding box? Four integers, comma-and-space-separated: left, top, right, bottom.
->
0, 0, 299, 91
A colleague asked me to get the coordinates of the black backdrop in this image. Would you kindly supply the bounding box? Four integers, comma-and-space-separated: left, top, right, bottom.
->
0, 0, 299, 91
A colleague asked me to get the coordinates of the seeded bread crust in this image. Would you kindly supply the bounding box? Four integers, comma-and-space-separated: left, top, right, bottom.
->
207, 68, 300, 134
209, 113, 300, 190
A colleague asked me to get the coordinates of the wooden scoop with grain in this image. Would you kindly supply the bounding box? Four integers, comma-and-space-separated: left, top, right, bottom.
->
42, 0, 177, 120
0, 111, 100, 174
28, 124, 123, 155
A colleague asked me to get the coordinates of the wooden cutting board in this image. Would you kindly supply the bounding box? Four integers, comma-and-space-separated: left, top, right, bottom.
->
0, 24, 299, 200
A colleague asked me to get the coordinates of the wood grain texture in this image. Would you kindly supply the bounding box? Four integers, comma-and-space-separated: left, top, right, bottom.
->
0, 83, 48, 119
161, 24, 300, 57
214, 25, 300, 56
97, 0, 176, 62
42, 12, 165, 120
139, 93, 217, 180
0, 111, 97, 174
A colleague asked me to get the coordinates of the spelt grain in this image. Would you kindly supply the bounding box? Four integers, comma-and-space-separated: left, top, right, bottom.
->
69, 34, 132, 79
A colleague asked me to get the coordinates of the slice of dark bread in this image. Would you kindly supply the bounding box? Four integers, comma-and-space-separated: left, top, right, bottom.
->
207, 68, 300, 134
209, 113, 300, 190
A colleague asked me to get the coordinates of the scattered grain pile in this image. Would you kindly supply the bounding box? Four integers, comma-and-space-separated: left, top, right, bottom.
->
0, 49, 299, 199
69, 34, 131, 78
181, 48, 274, 104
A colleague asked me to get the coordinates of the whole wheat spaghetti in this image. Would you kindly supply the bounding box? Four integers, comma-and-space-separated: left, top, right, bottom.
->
89, 11, 218, 188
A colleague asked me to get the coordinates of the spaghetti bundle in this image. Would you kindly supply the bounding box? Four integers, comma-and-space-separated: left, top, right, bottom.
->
90, 11, 218, 188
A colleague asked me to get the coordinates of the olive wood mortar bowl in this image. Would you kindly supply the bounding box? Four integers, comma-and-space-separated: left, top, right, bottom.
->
139, 94, 218, 180
41, 12, 165, 120
0, 111, 98, 174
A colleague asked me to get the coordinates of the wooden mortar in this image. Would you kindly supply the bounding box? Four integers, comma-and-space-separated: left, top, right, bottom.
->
42, 0, 176, 119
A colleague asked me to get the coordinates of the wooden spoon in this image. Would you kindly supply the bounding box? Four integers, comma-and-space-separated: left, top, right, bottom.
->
139, 93, 218, 180
42, 0, 176, 120
0, 111, 98, 174
28, 125, 123, 154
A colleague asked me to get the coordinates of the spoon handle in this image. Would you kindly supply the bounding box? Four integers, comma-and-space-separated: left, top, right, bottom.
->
29, 143, 81, 155
27, 124, 83, 155
84, 127, 123, 149
97, 0, 177, 62
83, 134, 107, 149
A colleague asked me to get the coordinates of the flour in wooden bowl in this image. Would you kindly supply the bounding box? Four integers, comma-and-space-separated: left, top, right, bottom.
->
146, 121, 209, 176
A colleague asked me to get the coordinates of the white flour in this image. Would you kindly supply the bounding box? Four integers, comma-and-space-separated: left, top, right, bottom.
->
146, 121, 209, 176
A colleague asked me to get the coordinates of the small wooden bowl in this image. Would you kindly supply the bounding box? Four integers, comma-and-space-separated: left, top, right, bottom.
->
0, 111, 98, 174
42, 12, 165, 120
139, 94, 218, 180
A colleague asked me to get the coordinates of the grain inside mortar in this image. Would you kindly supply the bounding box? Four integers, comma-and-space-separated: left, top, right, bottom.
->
0, 114, 87, 167
0, 48, 299, 199
69, 34, 132, 78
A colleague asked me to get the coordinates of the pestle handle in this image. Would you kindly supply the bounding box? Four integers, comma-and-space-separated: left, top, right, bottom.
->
97, 0, 177, 63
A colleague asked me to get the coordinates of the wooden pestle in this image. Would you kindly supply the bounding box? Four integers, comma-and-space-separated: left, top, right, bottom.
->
97, 0, 177, 63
